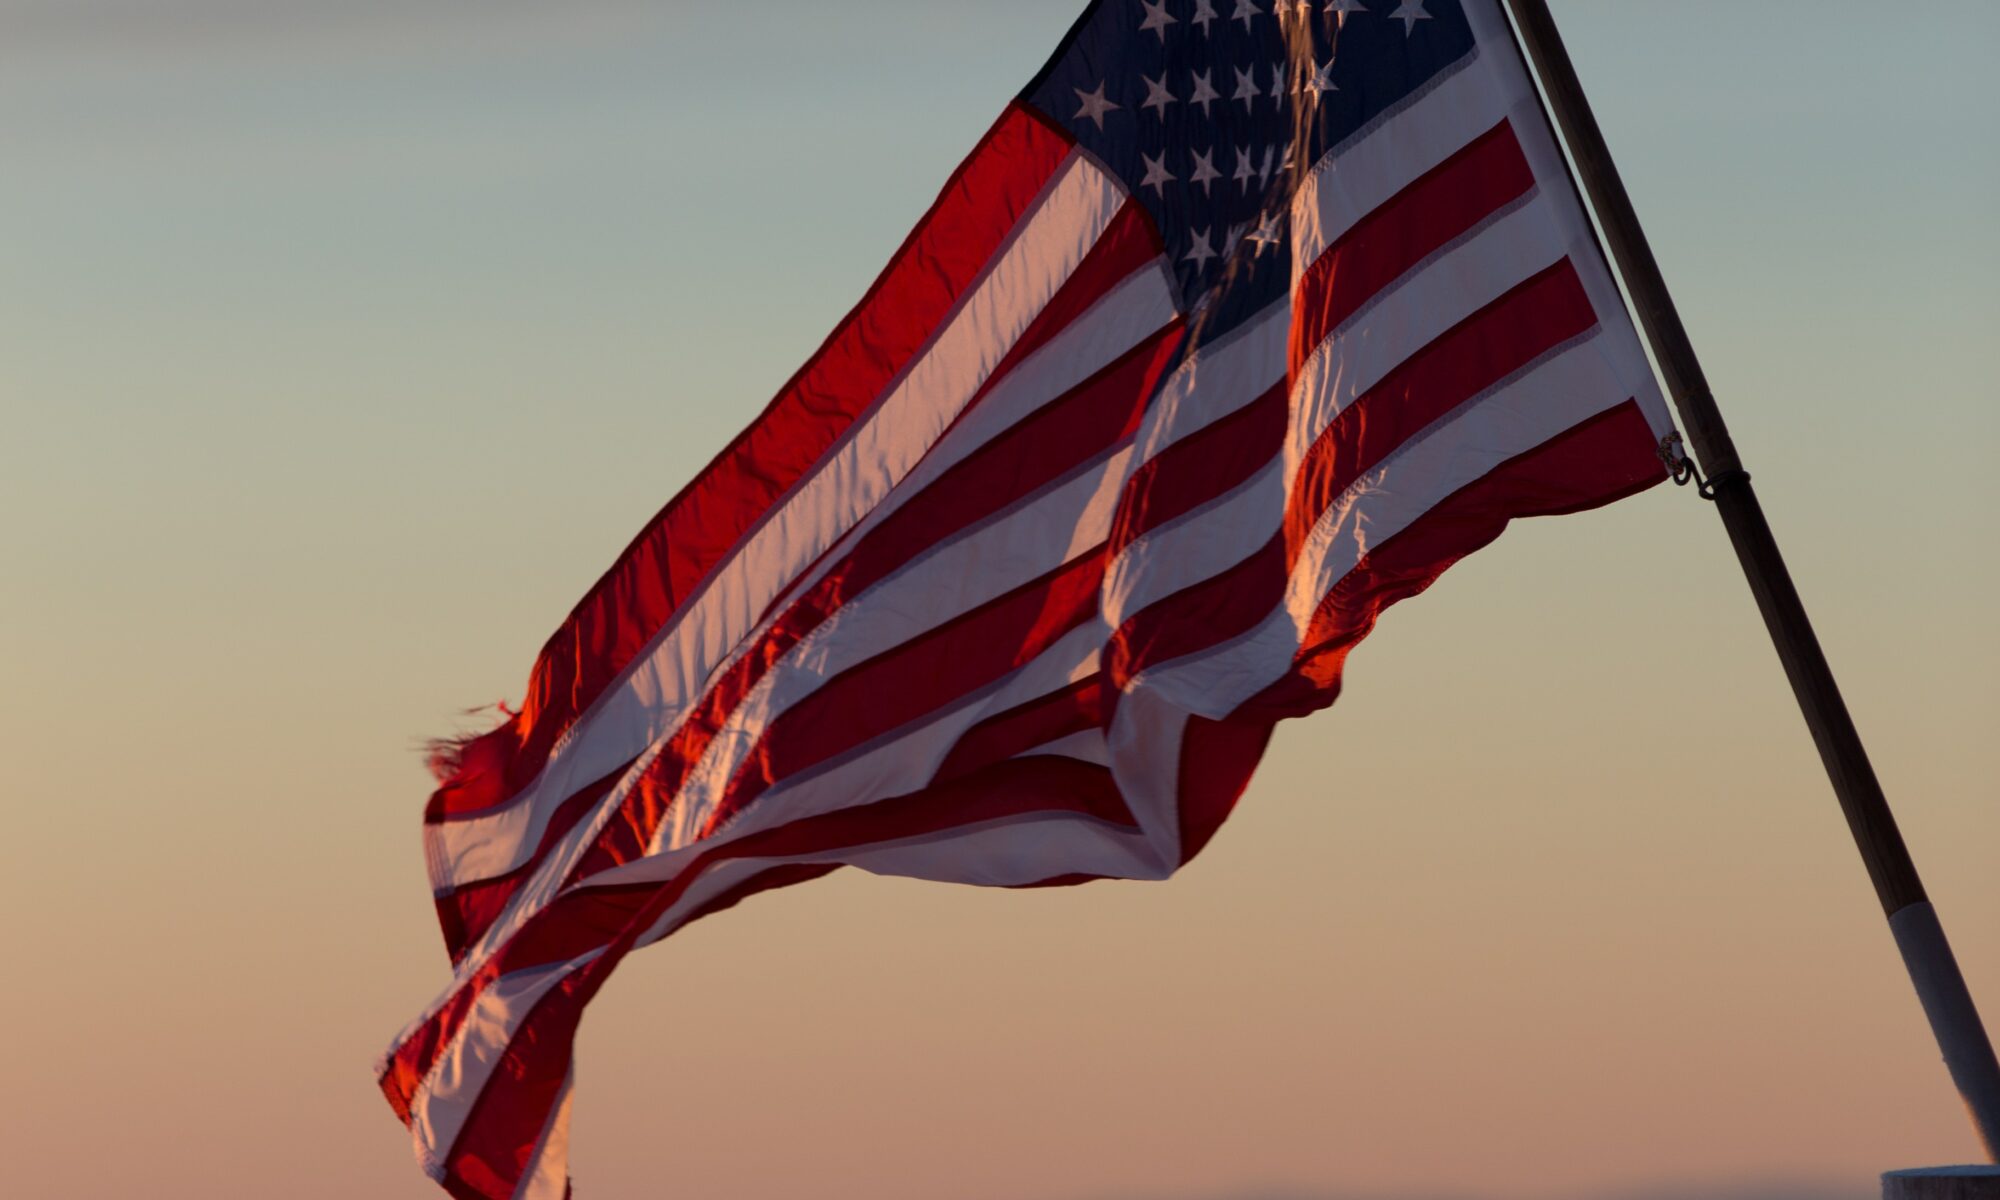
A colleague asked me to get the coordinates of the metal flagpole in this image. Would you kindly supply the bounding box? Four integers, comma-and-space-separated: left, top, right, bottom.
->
1499, 0, 2000, 1161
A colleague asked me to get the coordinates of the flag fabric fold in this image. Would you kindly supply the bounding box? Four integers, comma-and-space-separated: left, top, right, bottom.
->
381, 2, 1675, 1194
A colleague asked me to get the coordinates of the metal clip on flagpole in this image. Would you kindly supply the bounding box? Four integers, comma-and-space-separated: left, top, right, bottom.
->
1501, 0, 2000, 1167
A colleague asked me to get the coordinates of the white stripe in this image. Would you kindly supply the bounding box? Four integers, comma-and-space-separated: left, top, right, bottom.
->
1130, 333, 1632, 719
1458, 0, 1674, 440
1290, 44, 1509, 273
1104, 681, 1191, 866
411, 948, 604, 1176
1104, 457, 1284, 630
837, 812, 1163, 886
618, 815, 1166, 927
512, 1068, 575, 1200
1014, 728, 1111, 767
625, 813, 1171, 962
1129, 298, 1289, 466
808, 260, 1176, 575
425, 152, 1127, 895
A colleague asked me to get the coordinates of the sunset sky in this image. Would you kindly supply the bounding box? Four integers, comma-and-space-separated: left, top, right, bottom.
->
3, 2, 1996, 1197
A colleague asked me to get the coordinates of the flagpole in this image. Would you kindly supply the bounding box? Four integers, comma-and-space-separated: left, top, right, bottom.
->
1500, 0, 2000, 1161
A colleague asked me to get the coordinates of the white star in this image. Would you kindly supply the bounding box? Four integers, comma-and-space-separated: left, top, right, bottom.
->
1325, 0, 1367, 22
1269, 62, 1287, 99
1247, 209, 1285, 253
1233, 145, 1259, 192
1191, 0, 1218, 33
1264, 144, 1296, 183
1388, 0, 1430, 34
1303, 57, 1338, 99
1188, 68, 1220, 115
1232, 0, 1261, 33
1189, 146, 1221, 194
1259, 144, 1279, 184
1222, 221, 1249, 258
1183, 226, 1217, 271
1141, 72, 1177, 118
1140, 150, 1175, 197
1073, 79, 1121, 131
1231, 64, 1261, 112
1139, 0, 1177, 43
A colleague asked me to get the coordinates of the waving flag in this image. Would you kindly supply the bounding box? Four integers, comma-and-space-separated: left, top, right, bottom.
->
381, 2, 1675, 1194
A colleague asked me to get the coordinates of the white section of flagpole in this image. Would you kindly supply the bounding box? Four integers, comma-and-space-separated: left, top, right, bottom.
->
1894, 905, 2000, 1155
1498, 0, 2000, 1161
1882, 1165, 2000, 1200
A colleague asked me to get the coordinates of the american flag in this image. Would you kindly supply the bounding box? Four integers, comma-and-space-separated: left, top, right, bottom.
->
380, 1, 1675, 1195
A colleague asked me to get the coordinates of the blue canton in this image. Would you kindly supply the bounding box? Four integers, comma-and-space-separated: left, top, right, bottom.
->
1022, 0, 1477, 346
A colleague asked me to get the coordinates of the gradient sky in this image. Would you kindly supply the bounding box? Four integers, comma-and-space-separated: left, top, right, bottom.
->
3, 3, 1996, 1198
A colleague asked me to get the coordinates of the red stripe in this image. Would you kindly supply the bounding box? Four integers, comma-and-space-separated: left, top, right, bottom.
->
672, 861, 843, 930
432, 767, 629, 961
426, 105, 1073, 826
1248, 399, 1666, 720
1288, 119, 1532, 376
934, 673, 1108, 782
1176, 713, 1275, 866
1107, 533, 1287, 688
1004, 872, 1111, 889
959, 201, 1165, 423
1106, 378, 1290, 561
